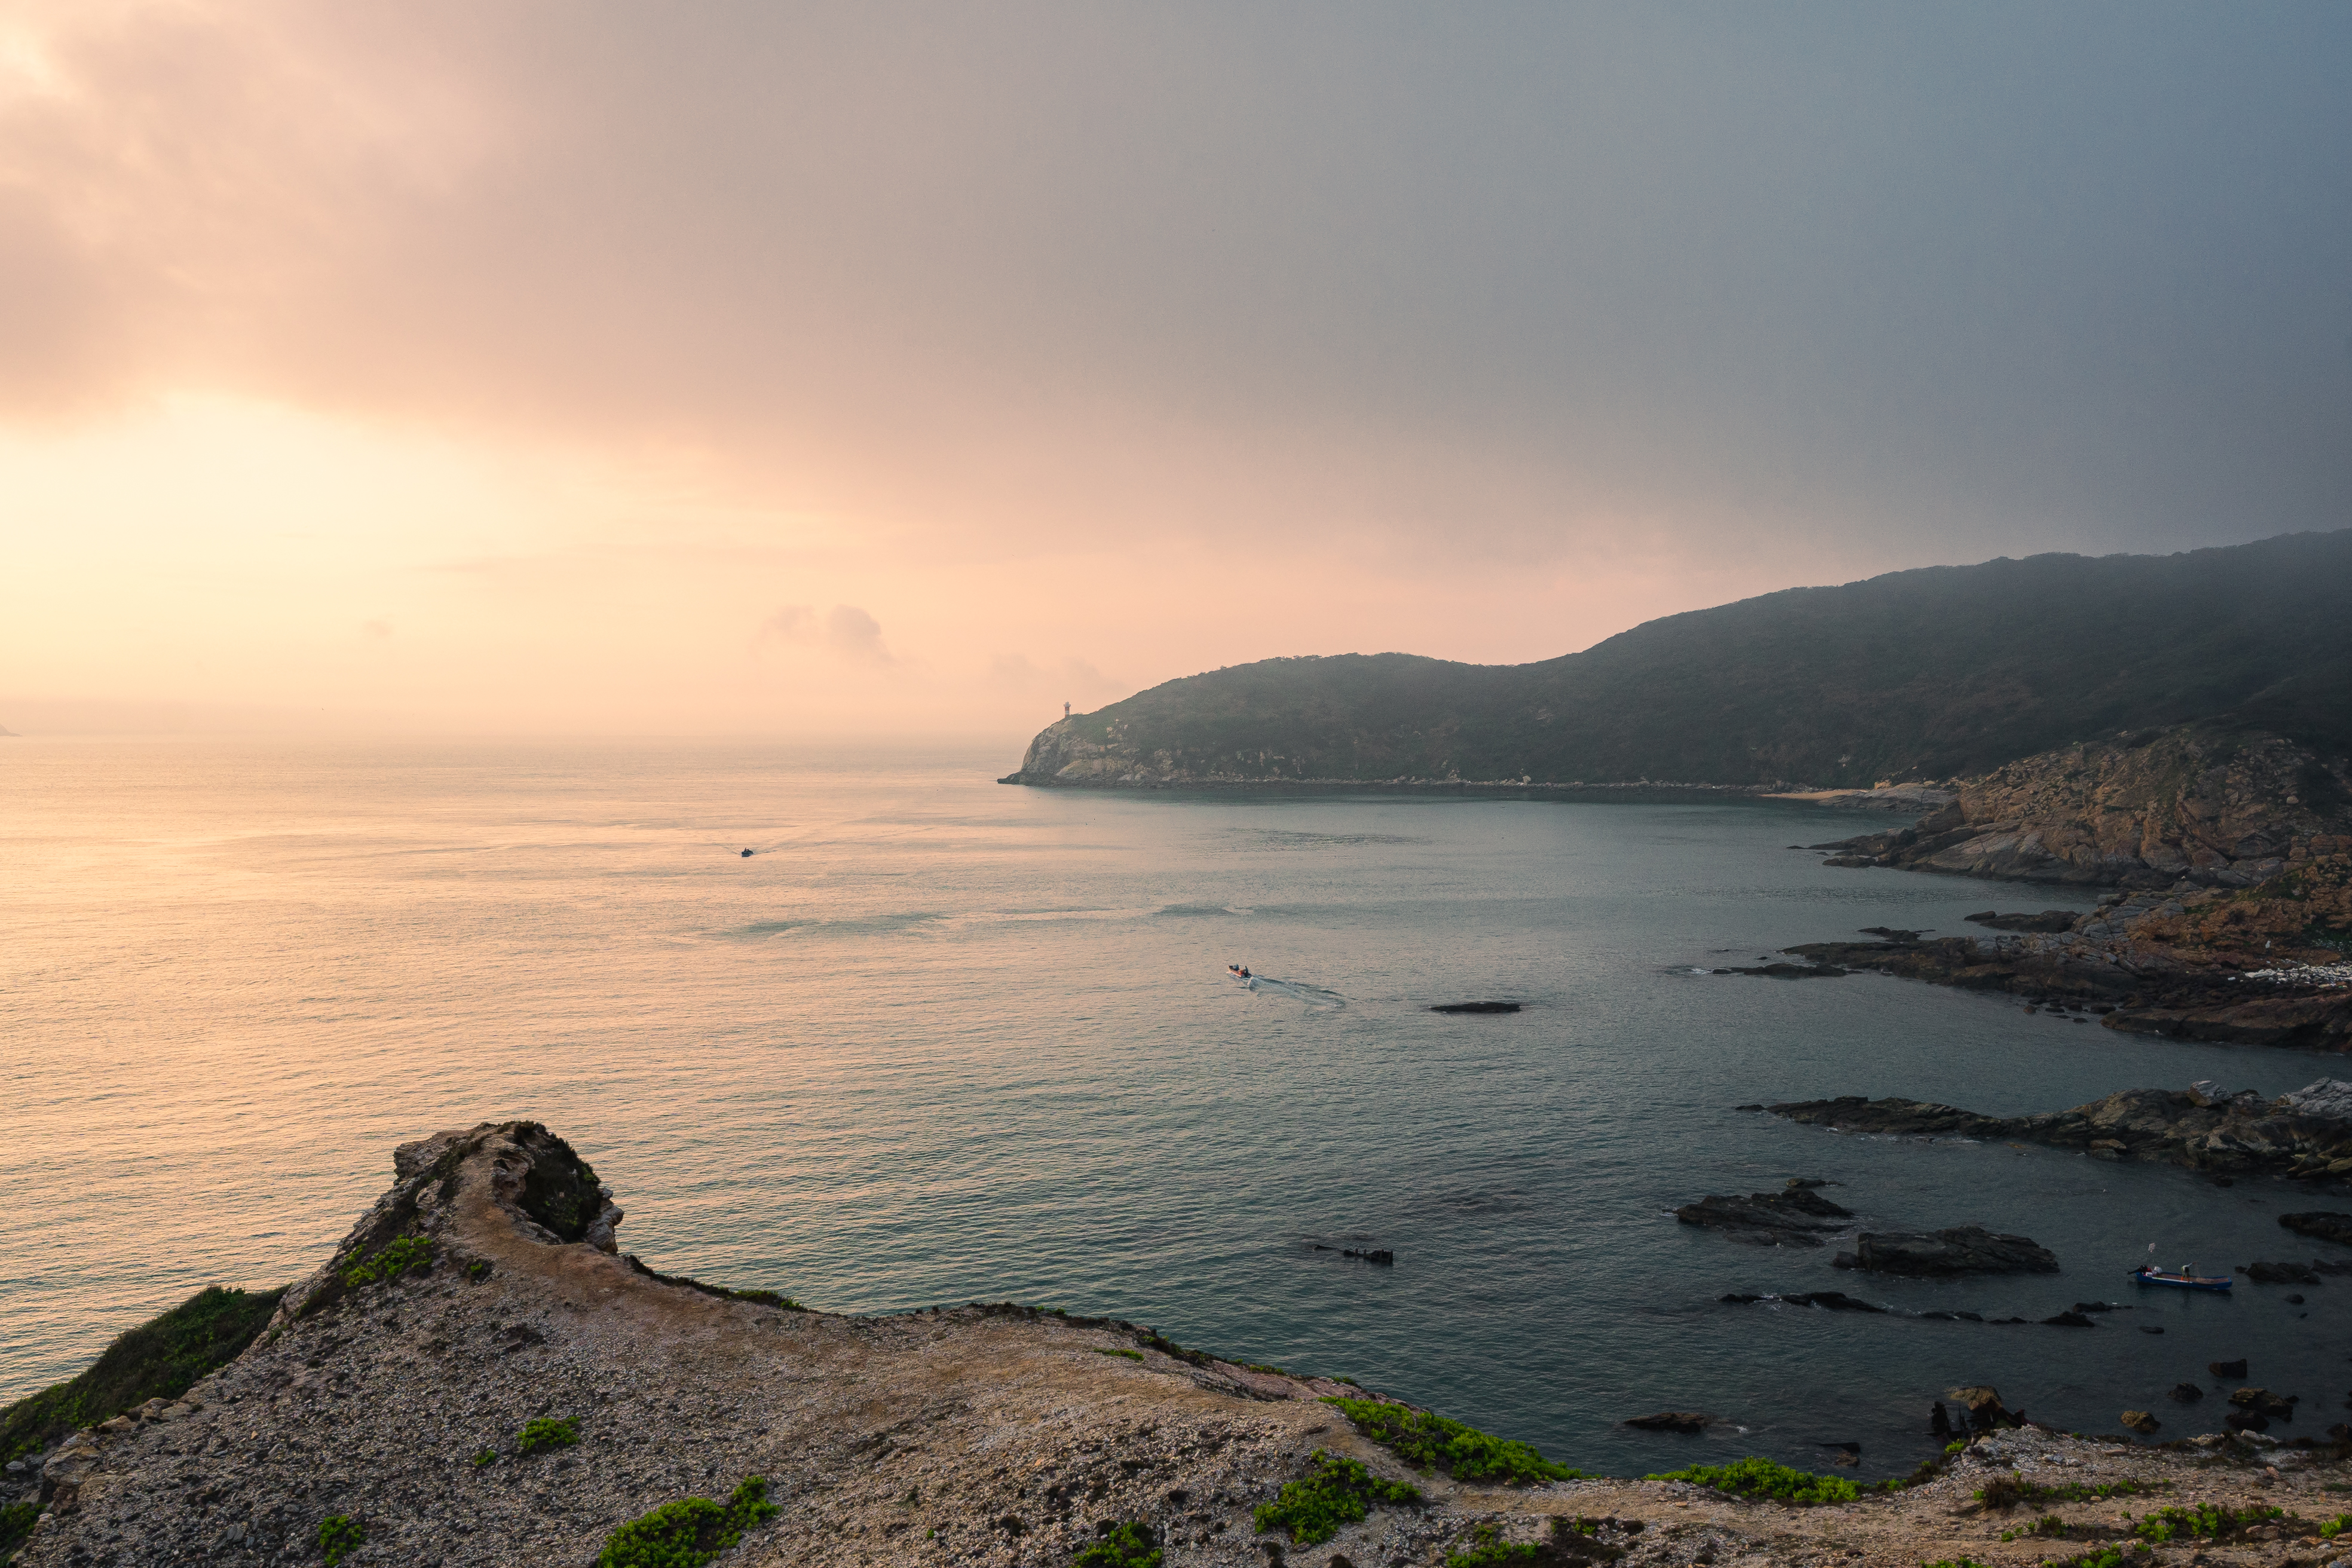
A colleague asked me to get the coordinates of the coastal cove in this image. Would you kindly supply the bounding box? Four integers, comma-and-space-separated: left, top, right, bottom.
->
7, 739, 2351, 1488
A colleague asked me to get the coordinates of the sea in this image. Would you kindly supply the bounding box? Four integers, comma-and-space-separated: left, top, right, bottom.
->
5, 738, 2345, 1479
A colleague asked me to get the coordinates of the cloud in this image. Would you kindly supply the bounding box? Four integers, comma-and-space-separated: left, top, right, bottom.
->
825, 605, 891, 666
360, 618, 392, 638
756, 604, 813, 643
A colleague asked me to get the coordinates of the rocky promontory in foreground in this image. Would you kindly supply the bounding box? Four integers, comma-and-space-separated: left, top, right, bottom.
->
1767, 1079, 2352, 1183
13, 1123, 2352, 1567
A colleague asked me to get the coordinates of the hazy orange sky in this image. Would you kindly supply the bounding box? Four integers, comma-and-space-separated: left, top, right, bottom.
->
5, 2, 2348, 738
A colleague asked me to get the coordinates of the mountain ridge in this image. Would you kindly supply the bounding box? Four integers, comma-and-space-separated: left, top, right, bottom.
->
1004, 531, 2352, 792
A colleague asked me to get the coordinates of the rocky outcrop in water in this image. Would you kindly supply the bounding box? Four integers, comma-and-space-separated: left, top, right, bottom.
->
1769, 1079, 2352, 1180
1674, 1186, 1854, 1247
1829, 1227, 2059, 1277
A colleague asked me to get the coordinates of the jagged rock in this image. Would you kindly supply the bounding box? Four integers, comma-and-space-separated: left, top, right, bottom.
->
1674, 1187, 1854, 1247
2210, 1358, 2249, 1379
1833, 1226, 2058, 1277
2039, 1311, 2096, 1328
1623, 1413, 1710, 1433
2169, 1383, 2204, 1402
2241, 1260, 2320, 1285
2228, 1388, 2297, 1420
2121, 1410, 2160, 1434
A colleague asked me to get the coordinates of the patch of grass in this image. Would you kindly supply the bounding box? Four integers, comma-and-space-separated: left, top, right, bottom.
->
1243, 1363, 1291, 1376
1644, 1456, 1859, 1505
468, 1260, 494, 1282
341, 1233, 432, 1288
1324, 1397, 1579, 1485
1254, 1450, 1424, 1545
0, 1284, 284, 1462
471, 1447, 498, 1467
1073, 1521, 1163, 1568
1999, 1514, 2068, 1541
1445, 1522, 1539, 1567
2130, 1502, 2282, 1542
1093, 1348, 1144, 1361
1922, 1560, 1991, 1567
318, 1514, 365, 1567
594, 1477, 779, 1567
1977, 1475, 2164, 1510
2035, 1550, 2151, 1568
516, 1417, 580, 1455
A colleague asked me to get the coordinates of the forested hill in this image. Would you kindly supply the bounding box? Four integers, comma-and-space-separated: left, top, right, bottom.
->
1005, 530, 2352, 791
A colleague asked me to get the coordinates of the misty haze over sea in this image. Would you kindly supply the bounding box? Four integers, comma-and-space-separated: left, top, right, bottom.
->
7, 738, 2339, 1480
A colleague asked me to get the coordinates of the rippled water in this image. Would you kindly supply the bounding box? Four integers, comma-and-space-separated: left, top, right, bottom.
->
6, 738, 2344, 1478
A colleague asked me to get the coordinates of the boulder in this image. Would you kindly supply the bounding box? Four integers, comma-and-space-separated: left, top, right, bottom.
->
2168, 1383, 2203, 1402
1675, 1187, 1855, 1247
2209, 1358, 2247, 1379
2241, 1260, 2320, 1285
1835, 1225, 2059, 1276
2281, 1079, 2352, 1122
2228, 1388, 2296, 1420
2121, 1410, 2160, 1434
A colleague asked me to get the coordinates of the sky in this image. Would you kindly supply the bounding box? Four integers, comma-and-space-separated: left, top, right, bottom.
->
4, 2, 2349, 739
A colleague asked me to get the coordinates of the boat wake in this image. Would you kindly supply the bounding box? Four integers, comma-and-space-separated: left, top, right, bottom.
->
1236, 974, 1346, 1010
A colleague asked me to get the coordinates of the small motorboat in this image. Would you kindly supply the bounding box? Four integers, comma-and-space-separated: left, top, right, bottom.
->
2130, 1266, 2232, 1292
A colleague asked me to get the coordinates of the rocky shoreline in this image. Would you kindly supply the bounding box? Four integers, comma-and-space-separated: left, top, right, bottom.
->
15, 1123, 2352, 1567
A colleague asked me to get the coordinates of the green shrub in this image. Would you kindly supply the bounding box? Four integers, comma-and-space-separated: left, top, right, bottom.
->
595, 1477, 779, 1567
1922, 1560, 1991, 1567
2035, 1550, 2150, 1568
1094, 1348, 1144, 1361
516, 1417, 580, 1455
341, 1233, 433, 1288
1073, 1521, 1163, 1568
1254, 1451, 1423, 1545
1324, 1398, 1579, 1485
471, 1447, 498, 1467
2131, 1503, 2281, 1542
1444, 1522, 1538, 1567
318, 1514, 365, 1567
0, 1285, 284, 1462
1999, 1514, 2067, 1541
2, 1499, 44, 1564
1644, 1457, 1858, 1505
2323, 1513, 2350, 1539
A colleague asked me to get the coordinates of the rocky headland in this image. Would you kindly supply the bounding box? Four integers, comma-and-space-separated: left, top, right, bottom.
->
16, 1123, 2352, 1567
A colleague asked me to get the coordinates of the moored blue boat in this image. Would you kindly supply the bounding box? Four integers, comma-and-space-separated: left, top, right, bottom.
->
2130, 1266, 2232, 1291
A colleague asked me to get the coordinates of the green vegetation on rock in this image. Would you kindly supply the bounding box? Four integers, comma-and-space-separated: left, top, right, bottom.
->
2130, 1502, 2281, 1541
318, 1514, 365, 1566
1253, 1450, 1423, 1545
516, 1417, 580, 1454
3, 1499, 44, 1565
0, 1285, 284, 1462
1093, 1348, 1144, 1361
595, 1477, 779, 1568
1644, 1456, 1859, 1505
1072, 1521, 1163, 1568
622, 1256, 803, 1309
341, 1233, 432, 1288
1444, 1522, 1539, 1567
1324, 1398, 1579, 1485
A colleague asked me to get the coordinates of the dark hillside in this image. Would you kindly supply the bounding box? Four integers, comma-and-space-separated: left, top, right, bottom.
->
1008, 531, 2352, 788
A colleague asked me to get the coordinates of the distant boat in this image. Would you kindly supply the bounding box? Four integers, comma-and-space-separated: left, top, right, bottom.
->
2130, 1266, 2231, 1292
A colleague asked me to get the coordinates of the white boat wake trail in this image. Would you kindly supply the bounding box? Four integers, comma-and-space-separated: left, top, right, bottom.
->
1240, 975, 1346, 1010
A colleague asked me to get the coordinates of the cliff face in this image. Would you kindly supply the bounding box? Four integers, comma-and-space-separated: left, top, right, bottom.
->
1824, 727, 2352, 890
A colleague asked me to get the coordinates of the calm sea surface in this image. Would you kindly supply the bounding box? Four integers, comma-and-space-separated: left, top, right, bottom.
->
5, 739, 2344, 1477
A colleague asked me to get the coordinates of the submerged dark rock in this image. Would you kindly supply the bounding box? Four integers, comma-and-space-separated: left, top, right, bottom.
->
2039, 1311, 2096, 1328
1720, 962, 1848, 979
2169, 1382, 2204, 1402
1623, 1412, 1710, 1433
2209, 1358, 2249, 1379
1963, 910, 2080, 933
2241, 1260, 2321, 1285
1830, 1225, 2059, 1277
2280, 1211, 2352, 1247
1676, 1187, 1855, 1247
1429, 1001, 1521, 1014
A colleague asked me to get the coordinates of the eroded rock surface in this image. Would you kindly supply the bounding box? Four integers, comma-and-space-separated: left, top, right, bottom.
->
1673, 1187, 1854, 1247
1830, 1226, 2059, 1277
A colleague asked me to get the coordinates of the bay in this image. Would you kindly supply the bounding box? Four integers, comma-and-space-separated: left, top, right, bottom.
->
3, 737, 2338, 1477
